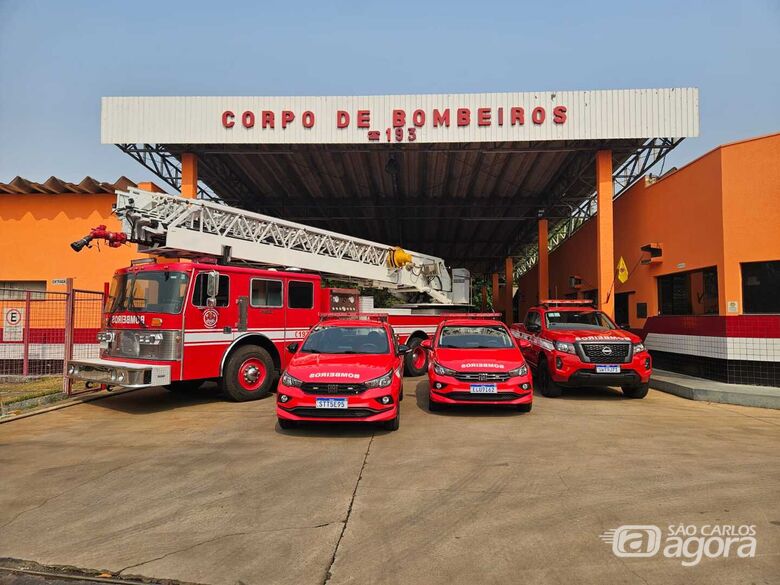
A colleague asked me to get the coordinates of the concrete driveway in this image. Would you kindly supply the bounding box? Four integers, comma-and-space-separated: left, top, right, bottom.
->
0, 380, 778, 585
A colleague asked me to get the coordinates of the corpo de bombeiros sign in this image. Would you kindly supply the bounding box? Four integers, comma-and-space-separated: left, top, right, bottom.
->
220, 104, 568, 143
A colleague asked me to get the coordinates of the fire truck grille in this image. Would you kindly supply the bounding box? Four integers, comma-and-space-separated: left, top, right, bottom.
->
579, 342, 631, 363
444, 392, 522, 401
301, 382, 368, 395
104, 330, 181, 361
453, 372, 511, 382
289, 407, 380, 418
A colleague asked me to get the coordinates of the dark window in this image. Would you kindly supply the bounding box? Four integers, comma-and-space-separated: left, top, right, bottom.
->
192, 273, 230, 307
250, 279, 283, 307
636, 302, 648, 319
742, 261, 780, 314
301, 326, 390, 354
524, 311, 541, 329
658, 267, 718, 316
289, 281, 314, 309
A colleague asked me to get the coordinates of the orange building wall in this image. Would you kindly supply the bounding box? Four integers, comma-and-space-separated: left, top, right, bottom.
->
0, 193, 142, 292
515, 133, 780, 328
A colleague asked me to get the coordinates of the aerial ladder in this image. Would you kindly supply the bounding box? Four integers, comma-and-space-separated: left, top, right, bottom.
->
73, 188, 468, 305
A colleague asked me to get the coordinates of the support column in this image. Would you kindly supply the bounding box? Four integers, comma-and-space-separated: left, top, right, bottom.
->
596, 150, 615, 318
504, 257, 514, 323
491, 272, 500, 314
181, 152, 198, 199
537, 219, 549, 303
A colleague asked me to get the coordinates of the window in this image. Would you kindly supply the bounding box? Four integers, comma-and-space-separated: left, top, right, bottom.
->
658, 267, 718, 316
250, 279, 282, 307
289, 281, 314, 309
301, 326, 390, 354
192, 273, 230, 307
742, 261, 780, 314
524, 311, 541, 330
545, 310, 616, 330
439, 325, 514, 349
110, 271, 189, 314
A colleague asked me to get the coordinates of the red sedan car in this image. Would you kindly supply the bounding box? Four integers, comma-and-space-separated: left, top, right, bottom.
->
276, 318, 407, 430
423, 318, 533, 412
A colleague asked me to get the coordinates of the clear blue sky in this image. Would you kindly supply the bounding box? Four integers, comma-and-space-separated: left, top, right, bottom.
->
1, 0, 778, 185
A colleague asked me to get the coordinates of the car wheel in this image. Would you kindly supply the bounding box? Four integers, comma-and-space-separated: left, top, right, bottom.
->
622, 382, 649, 399
220, 345, 275, 401
383, 408, 400, 431
278, 417, 297, 430
404, 338, 428, 376
428, 394, 444, 411
516, 402, 532, 413
164, 380, 203, 392
537, 360, 563, 398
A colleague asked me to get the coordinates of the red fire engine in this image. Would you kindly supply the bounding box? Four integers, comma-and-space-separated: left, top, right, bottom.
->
66, 188, 474, 400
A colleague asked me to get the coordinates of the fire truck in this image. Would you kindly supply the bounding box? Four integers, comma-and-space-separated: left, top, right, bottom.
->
66, 188, 473, 401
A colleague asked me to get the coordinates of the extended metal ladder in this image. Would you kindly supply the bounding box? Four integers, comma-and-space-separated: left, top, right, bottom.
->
114, 188, 454, 303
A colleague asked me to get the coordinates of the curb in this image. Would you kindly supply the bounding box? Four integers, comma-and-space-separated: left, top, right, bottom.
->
651, 376, 780, 410
0, 388, 141, 424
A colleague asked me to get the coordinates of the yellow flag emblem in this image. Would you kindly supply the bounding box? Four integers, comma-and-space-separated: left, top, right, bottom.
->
617, 256, 629, 284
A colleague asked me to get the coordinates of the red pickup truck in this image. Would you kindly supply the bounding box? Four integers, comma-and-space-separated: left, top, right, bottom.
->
512, 300, 651, 399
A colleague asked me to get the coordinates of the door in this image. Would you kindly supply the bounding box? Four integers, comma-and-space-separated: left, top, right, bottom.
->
247, 276, 285, 343
183, 270, 233, 380
522, 310, 542, 367
615, 293, 630, 328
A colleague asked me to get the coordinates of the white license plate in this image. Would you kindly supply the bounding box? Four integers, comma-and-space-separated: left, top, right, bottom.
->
470, 383, 498, 394
316, 397, 348, 409
595, 365, 621, 374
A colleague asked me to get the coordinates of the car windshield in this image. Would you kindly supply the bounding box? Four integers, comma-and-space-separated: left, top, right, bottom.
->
438, 325, 513, 349
545, 310, 617, 330
108, 271, 189, 315
300, 326, 390, 354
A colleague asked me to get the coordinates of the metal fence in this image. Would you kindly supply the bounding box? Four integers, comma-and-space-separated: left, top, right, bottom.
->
0, 280, 104, 396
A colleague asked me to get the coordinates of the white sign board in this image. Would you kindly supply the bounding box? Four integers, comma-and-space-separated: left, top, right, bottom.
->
3, 307, 24, 342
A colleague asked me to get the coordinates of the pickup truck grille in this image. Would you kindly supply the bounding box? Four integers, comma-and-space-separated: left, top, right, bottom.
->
453, 372, 511, 382
301, 382, 367, 395
578, 342, 631, 364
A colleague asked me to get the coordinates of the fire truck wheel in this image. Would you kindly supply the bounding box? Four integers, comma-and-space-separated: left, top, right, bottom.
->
164, 380, 203, 392
278, 418, 297, 430
621, 382, 650, 399
404, 338, 428, 376
537, 360, 563, 398
221, 345, 275, 401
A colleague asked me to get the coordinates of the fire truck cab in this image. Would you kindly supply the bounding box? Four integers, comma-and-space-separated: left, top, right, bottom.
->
511, 300, 652, 399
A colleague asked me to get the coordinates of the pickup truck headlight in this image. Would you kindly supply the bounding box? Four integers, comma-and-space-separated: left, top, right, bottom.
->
554, 341, 576, 354
281, 372, 303, 388
433, 362, 457, 376
633, 343, 646, 354
507, 364, 528, 377
365, 370, 393, 389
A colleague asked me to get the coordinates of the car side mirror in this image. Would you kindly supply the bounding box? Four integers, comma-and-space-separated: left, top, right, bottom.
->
421, 339, 432, 350
287, 342, 299, 353
206, 270, 219, 306
397, 344, 411, 355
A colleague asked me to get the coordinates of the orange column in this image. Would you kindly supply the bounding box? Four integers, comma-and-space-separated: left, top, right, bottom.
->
491, 272, 500, 313
181, 153, 198, 199
537, 219, 549, 302
504, 256, 514, 323
596, 150, 615, 318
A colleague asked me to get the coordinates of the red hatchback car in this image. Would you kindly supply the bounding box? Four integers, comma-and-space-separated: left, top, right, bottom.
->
276, 318, 407, 430
423, 318, 533, 412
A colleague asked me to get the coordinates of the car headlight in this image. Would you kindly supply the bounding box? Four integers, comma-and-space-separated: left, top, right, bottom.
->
365, 370, 394, 388
507, 364, 528, 377
281, 372, 303, 388
633, 343, 646, 353
554, 341, 576, 354
432, 362, 457, 376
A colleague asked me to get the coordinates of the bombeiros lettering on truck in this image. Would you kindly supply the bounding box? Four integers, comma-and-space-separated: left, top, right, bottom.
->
65, 188, 475, 401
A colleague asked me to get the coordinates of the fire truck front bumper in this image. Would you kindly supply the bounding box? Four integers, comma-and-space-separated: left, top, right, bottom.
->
67, 358, 171, 388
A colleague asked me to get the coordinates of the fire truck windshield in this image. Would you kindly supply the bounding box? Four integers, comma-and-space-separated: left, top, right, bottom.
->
545, 311, 617, 330
108, 271, 190, 315
301, 326, 390, 354
439, 326, 513, 349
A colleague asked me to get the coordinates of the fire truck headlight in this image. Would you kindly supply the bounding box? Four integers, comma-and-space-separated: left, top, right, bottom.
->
507, 364, 528, 377
365, 370, 393, 388
432, 362, 457, 376
554, 341, 576, 354
138, 333, 163, 345
281, 372, 303, 388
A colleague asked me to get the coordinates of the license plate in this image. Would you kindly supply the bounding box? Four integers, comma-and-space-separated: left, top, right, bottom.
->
470, 383, 498, 394
595, 365, 621, 374
316, 397, 348, 409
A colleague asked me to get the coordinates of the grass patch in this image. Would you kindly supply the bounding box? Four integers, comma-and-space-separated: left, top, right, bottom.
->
0, 376, 63, 404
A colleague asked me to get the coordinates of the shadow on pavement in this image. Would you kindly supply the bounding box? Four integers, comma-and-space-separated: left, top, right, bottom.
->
412, 379, 528, 417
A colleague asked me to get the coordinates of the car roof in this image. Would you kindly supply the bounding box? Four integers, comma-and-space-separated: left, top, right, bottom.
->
440, 319, 507, 328
533, 305, 598, 312
318, 319, 390, 329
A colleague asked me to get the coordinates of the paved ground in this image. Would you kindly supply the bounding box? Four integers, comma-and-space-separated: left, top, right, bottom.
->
0, 380, 778, 585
